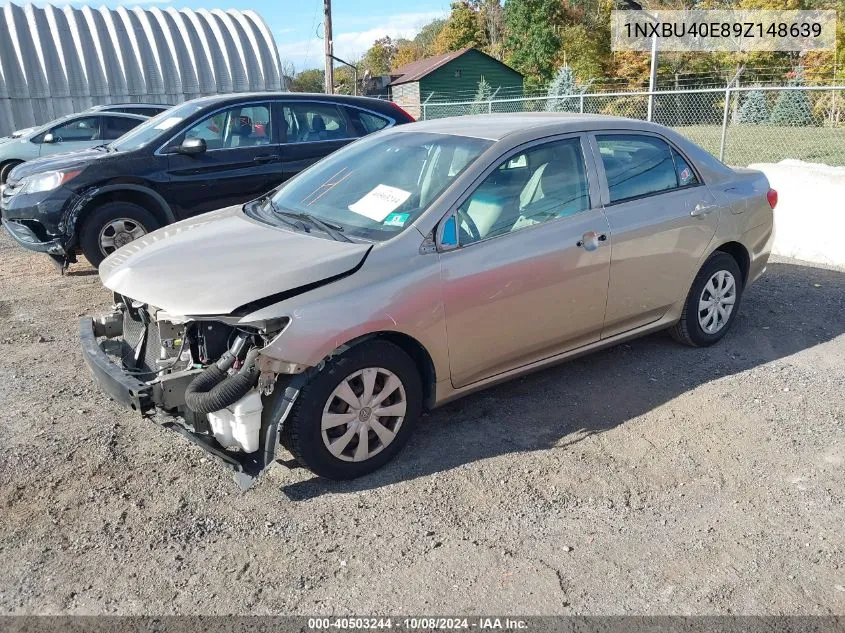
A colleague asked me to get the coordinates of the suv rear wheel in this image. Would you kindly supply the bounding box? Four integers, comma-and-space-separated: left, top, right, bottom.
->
282, 340, 423, 479
79, 201, 160, 267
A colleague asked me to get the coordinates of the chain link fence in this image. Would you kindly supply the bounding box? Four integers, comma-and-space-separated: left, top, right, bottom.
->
420, 86, 845, 166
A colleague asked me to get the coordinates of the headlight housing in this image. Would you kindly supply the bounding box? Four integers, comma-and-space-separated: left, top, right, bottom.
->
20, 169, 81, 194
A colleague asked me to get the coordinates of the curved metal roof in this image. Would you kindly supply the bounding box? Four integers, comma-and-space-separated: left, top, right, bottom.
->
0, 2, 283, 136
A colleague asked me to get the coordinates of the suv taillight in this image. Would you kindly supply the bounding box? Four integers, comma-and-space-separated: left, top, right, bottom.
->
389, 101, 416, 122
767, 188, 778, 210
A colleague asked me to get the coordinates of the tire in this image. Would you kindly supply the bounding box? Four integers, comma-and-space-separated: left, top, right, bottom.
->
670, 251, 744, 347
0, 160, 23, 185
282, 340, 423, 479
79, 201, 159, 268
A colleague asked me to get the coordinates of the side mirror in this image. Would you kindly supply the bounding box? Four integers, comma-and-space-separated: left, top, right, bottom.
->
178, 137, 206, 155
42, 133, 57, 144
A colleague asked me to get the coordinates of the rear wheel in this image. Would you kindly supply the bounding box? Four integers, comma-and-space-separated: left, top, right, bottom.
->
0, 160, 23, 185
282, 340, 422, 479
79, 201, 159, 268
670, 251, 743, 347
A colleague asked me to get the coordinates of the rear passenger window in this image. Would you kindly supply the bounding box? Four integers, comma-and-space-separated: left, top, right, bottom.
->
672, 149, 700, 187
102, 116, 141, 140
282, 103, 350, 143
597, 134, 679, 203
346, 108, 390, 136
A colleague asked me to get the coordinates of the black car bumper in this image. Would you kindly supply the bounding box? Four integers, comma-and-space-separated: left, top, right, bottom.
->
1, 183, 77, 255
79, 317, 154, 413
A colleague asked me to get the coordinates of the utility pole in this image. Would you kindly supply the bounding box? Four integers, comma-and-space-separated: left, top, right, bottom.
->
323, 0, 334, 94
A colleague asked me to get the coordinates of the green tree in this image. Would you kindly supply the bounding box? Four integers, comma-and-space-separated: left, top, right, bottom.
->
468, 76, 493, 114
393, 41, 423, 69
361, 36, 398, 77
738, 87, 770, 124
414, 18, 447, 55
769, 67, 814, 126
504, 0, 566, 86
433, 1, 484, 53
546, 64, 590, 112
289, 68, 324, 92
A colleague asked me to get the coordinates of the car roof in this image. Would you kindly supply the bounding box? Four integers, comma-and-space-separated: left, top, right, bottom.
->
394, 113, 665, 141
87, 103, 169, 111
180, 92, 398, 112
98, 112, 150, 120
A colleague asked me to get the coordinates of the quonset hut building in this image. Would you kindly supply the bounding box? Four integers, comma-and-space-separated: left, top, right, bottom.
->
0, 2, 284, 136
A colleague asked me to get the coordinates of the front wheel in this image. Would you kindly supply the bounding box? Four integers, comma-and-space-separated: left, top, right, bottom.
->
282, 340, 423, 479
79, 201, 159, 268
670, 251, 743, 347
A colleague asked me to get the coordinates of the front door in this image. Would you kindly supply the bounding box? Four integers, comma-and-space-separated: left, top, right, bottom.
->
163, 102, 283, 218
591, 133, 720, 338
439, 136, 611, 388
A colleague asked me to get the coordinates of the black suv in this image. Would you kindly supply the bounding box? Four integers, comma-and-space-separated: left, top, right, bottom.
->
1, 93, 414, 268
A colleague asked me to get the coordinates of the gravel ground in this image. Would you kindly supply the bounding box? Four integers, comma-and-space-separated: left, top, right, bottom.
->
0, 231, 843, 616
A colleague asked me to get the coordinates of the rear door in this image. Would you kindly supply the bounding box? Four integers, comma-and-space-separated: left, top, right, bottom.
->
276, 101, 357, 181
162, 101, 283, 217
591, 132, 720, 338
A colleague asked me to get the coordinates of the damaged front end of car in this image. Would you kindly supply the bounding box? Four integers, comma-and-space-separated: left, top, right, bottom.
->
80, 297, 309, 488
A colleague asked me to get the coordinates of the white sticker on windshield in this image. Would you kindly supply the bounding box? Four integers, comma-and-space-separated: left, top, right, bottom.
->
348, 184, 411, 221
154, 116, 183, 131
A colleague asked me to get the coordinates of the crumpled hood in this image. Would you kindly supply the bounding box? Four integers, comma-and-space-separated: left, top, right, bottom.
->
9, 147, 114, 181
99, 205, 371, 316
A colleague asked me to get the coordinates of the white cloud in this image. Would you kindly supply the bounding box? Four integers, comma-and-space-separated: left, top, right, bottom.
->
278, 9, 446, 71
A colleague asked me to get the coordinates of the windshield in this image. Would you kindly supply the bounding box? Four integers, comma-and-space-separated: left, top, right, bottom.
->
109, 102, 204, 152
263, 131, 492, 241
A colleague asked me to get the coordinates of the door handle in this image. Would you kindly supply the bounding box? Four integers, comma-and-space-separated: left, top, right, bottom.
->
691, 203, 716, 217
576, 231, 607, 251
253, 155, 278, 164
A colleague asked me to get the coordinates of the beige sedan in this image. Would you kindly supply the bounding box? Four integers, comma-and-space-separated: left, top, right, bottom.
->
83, 114, 776, 483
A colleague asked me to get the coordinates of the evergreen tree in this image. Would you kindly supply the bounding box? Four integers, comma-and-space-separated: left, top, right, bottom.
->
546, 64, 589, 112
468, 76, 493, 115
769, 67, 814, 126
737, 87, 769, 124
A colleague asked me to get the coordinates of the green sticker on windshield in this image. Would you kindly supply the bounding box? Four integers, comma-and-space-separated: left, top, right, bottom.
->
383, 212, 410, 227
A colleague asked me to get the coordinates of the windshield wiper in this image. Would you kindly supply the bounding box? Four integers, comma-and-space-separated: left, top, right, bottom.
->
270, 205, 351, 243
294, 212, 351, 242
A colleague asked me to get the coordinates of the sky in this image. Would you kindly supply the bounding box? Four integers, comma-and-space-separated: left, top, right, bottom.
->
40, 0, 451, 72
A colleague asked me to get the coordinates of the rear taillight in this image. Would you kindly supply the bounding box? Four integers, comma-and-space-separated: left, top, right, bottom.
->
767, 188, 778, 210
389, 101, 416, 122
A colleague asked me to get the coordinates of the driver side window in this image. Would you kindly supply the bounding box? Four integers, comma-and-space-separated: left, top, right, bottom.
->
36, 116, 101, 143
457, 138, 590, 245
182, 104, 271, 150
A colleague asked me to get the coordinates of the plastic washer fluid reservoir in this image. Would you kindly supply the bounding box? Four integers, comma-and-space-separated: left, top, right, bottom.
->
207, 390, 263, 453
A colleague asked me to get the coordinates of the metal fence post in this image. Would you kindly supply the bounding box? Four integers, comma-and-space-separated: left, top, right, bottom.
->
719, 87, 731, 162
488, 100, 493, 114
579, 94, 584, 114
